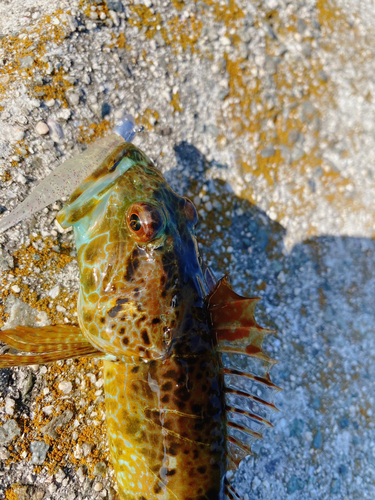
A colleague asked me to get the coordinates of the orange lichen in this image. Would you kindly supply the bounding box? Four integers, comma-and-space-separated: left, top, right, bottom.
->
140, 108, 160, 130
128, 5, 164, 40
0, 9, 74, 101
167, 15, 203, 53
0, 236, 78, 328
4, 487, 19, 500
3, 356, 112, 479
170, 92, 184, 114
78, 120, 112, 144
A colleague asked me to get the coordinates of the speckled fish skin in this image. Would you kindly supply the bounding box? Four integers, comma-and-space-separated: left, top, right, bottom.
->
57, 144, 227, 500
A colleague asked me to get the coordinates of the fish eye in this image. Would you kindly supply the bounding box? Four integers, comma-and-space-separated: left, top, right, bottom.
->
126, 203, 164, 242
129, 213, 141, 232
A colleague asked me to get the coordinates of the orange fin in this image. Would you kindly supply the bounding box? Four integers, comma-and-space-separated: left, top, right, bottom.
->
206, 275, 280, 469
0, 325, 102, 367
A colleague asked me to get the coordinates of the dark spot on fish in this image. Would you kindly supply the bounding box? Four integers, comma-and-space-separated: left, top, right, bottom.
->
110, 322, 116, 329
152, 318, 161, 324
131, 366, 139, 373
168, 444, 178, 456
196, 372, 203, 380
197, 466, 206, 474
120, 315, 126, 321
139, 496, 147, 500
193, 449, 199, 460
119, 327, 126, 335
122, 337, 129, 345
108, 305, 120, 318
161, 290, 167, 299
192, 404, 203, 414
136, 315, 147, 328
165, 369, 177, 379
162, 382, 172, 391
161, 395, 169, 403
175, 386, 189, 400
202, 385, 207, 391
175, 399, 185, 411
124, 248, 140, 282
153, 483, 162, 494
141, 329, 151, 345
100, 317, 105, 324
160, 276, 166, 286
116, 298, 129, 305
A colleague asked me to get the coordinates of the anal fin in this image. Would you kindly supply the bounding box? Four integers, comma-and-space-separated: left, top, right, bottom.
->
206, 275, 280, 470
0, 325, 102, 367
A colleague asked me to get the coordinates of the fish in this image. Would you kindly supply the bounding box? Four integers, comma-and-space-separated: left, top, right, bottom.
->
0, 128, 279, 499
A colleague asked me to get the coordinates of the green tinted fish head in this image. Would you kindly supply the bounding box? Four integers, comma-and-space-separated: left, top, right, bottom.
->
57, 144, 208, 361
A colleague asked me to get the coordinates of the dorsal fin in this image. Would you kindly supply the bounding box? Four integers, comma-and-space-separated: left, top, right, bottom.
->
0, 325, 102, 367
206, 275, 280, 471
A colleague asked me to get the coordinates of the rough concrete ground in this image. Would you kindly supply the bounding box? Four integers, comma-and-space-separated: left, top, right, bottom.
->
0, 0, 375, 499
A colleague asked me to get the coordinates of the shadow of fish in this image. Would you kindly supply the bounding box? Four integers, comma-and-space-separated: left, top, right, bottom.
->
0, 135, 279, 499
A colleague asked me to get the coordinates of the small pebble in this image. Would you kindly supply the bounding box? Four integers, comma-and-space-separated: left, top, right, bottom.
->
109, 10, 120, 26
30, 440, 49, 464
58, 381, 72, 394
35, 121, 49, 135
66, 91, 80, 107
94, 482, 103, 492
42, 405, 54, 415
19, 55, 34, 68
11, 126, 25, 142
48, 285, 60, 299
45, 98, 55, 107
82, 442, 93, 457
11, 285, 21, 293
0, 419, 20, 443
47, 118, 64, 143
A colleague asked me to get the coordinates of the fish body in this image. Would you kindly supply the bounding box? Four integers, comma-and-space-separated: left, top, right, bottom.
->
0, 138, 278, 500
57, 145, 226, 499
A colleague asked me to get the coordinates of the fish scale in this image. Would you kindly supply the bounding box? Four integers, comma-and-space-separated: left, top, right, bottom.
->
0, 128, 278, 499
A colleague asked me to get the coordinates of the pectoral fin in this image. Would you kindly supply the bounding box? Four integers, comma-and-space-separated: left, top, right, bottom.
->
0, 325, 102, 367
206, 275, 280, 470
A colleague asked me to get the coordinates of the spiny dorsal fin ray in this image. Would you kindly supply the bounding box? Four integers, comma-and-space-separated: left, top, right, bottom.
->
0, 325, 102, 367
224, 476, 241, 500
205, 275, 279, 472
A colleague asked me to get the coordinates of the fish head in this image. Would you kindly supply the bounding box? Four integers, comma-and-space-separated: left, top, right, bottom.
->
57, 144, 208, 361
